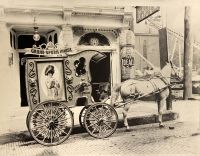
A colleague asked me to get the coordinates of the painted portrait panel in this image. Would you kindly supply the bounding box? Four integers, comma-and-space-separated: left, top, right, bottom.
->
37, 61, 66, 102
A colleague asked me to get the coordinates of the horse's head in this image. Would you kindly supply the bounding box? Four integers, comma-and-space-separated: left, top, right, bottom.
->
159, 62, 172, 83
160, 61, 182, 83
169, 61, 183, 82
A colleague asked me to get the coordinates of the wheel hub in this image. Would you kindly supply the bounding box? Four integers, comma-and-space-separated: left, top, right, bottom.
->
98, 118, 105, 126
48, 120, 57, 129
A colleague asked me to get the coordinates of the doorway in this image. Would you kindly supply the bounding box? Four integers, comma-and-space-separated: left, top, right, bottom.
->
89, 52, 111, 102
18, 35, 46, 106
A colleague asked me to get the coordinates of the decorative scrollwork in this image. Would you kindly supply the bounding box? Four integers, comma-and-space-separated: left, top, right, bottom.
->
28, 62, 36, 78
67, 85, 74, 101
21, 58, 27, 66
64, 59, 72, 75
30, 88, 38, 105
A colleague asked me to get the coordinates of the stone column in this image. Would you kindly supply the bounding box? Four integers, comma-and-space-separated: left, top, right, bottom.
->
0, 7, 20, 110
60, 25, 73, 48
120, 29, 136, 81
59, 9, 73, 49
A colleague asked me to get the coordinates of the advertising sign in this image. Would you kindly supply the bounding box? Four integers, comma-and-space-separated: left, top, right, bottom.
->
136, 6, 160, 23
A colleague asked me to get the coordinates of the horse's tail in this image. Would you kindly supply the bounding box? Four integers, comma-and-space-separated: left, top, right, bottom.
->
111, 84, 121, 106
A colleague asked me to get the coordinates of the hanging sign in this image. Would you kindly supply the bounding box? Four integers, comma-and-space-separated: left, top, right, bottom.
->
28, 42, 72, 56
30, 48, 72, 55
136, 6, 160, 23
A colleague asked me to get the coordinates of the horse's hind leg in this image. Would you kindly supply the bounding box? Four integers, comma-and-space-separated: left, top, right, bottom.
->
122, 103, 131, 131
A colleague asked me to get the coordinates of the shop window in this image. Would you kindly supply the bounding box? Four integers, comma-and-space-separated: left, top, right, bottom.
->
78, 32, 110, 46
49, 35, 52, 42
18, 35, 46, 49
54, 33, 58, 44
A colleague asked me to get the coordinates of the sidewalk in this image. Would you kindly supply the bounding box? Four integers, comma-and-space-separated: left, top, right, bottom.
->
1, 96, 199, 137
0, 97, 199, 156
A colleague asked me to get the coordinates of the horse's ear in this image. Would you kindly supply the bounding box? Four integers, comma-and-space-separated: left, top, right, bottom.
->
168, 60, 172, 66
164, 61, 170, 66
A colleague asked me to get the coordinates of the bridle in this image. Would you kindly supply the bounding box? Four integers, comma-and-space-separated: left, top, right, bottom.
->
169, 61, 182, 82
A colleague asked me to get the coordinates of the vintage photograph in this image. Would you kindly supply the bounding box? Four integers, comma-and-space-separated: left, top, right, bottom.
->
0, 0, 200, 156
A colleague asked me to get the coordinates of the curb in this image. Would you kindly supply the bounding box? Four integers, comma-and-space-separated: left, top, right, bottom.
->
72, 111, 179, 134
0, 112, 179, 145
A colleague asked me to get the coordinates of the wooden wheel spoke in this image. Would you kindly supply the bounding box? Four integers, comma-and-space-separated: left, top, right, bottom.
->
98, 125, 107, 137
98, 126, 102, 136
56, 126, 68, 136
103, 121, 113, 130
57, 122, 70, 127
87, 121, 99, 128
104, 119, 117, 123
57, 117, 71, 122
35, 111, 46, 120
86, 118, 96, 122
54, 129, 60, 140
32, 124, 46, 130
35, 128, 47, 138
100, 105, 108, 116
104, 109, 112, 117
42, 105, 48, 116
87, 111, 99, 120
54, 111, 65, 120
42, 135, 46, 142
91, 125, 99, 134
50, 103, 53, 121
50, 129, 53, 143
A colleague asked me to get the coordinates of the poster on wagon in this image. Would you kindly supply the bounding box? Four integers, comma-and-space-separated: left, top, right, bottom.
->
37, 61, 66, 102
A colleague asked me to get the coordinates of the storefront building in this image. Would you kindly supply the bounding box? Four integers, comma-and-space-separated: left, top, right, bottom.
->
0, 2, 160, 108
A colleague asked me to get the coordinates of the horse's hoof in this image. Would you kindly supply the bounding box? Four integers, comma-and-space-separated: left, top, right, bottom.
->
125, 127, 132, 132
159, 124, 165, 128
169, 126, 175, 130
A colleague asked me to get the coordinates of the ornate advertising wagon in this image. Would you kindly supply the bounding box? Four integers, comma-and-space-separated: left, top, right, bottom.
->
24, 41, 181, 146
25, 43, 118, 146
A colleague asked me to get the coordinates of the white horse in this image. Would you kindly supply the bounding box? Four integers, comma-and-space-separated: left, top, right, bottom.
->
111, 62, 179, 130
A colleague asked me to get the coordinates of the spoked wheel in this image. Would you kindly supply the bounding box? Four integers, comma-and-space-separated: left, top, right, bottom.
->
84, 103, 118, 139
79, 106, 89, 128
28, 100, 74, 146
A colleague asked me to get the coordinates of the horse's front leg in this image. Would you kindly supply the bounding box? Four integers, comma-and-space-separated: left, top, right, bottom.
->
122, 103, 131, 131
157, 98, 165, 128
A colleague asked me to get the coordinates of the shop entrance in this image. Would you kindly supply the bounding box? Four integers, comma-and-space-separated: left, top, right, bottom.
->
18, 35, 46, 106
89, 52, 111, 102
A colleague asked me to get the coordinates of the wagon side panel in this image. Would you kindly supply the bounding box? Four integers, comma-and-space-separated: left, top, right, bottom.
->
25, 59, 40, 110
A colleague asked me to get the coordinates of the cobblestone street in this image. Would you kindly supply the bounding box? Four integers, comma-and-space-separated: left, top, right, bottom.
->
0, 99, 200, 156
0, 121, 200, 156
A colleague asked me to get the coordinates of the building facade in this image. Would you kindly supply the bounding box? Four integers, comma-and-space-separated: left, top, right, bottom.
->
0, 1, 160, 108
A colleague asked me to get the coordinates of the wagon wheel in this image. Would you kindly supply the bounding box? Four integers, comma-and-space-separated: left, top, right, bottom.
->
28, 100, 74, 146
84, 103, 118, 139
79, 106, 89, 128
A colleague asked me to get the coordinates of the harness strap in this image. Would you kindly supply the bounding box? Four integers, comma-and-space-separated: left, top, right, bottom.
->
160, 76, 170, 85
149, 79, 159, 93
